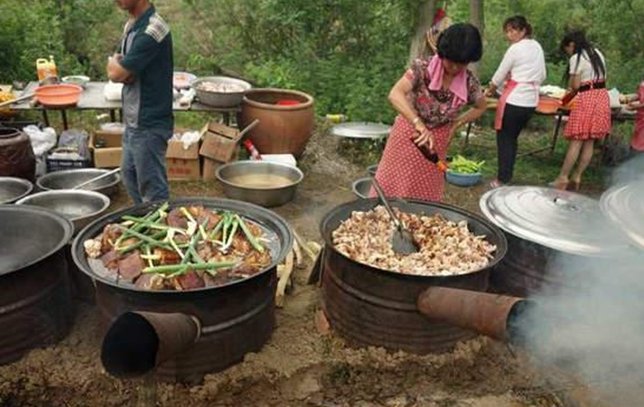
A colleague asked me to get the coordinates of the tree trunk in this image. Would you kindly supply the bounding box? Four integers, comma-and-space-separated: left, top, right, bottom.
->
469, 0, 484, 75
407, 0, 436, 66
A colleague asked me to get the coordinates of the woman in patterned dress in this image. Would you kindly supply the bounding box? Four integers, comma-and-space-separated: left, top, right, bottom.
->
550, 31, 611, 191
372, 23, 487, 202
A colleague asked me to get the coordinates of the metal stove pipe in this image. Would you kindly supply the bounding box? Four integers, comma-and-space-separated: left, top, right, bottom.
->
417, 286, 533, 344
101, 311, 201, 378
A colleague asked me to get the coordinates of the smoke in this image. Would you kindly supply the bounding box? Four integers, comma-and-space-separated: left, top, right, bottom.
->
515, 156, 644, 406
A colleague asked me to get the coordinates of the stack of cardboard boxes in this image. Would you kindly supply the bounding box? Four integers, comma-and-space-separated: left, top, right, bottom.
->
199, 121, 242, 180
89, 121, 243, 179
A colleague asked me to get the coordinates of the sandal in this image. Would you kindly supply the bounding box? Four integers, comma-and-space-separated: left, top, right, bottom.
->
489, 179, 504, 189
548, 179, 569, 190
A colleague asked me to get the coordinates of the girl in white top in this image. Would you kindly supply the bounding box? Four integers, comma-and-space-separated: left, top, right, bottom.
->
486, 16, 547, 187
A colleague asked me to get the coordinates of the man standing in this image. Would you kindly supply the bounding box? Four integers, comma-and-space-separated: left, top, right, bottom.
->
107, 0, 173, 204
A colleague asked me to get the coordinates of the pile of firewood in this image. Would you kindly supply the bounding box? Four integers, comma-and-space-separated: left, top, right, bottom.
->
275, 230, 321, 307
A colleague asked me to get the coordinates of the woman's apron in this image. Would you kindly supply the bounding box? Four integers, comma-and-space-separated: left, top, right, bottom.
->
494, 79, 537, 130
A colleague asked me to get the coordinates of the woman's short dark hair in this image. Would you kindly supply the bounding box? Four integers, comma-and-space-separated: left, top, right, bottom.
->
437, 23, 483, 64
503, 15, 533, 37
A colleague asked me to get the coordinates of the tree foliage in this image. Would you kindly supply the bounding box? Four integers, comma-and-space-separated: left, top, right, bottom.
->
0, 0, 642, 123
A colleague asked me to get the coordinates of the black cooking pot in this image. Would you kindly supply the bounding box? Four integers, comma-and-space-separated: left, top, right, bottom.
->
71, 197, 292, 382
319, 198, 508, 354
0, 205, 74, 364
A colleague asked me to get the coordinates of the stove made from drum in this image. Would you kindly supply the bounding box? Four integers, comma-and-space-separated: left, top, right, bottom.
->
0, 206, 74, 365
319, 198, 508, 354
71, 198, 292, 382
479, 186, 632, 297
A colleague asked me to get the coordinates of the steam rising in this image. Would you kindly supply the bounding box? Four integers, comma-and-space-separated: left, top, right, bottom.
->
517, 155, 644, 406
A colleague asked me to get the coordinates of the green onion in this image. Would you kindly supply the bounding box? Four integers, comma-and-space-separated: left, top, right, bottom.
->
236, 215, 264, 253
142, 261, 236, 274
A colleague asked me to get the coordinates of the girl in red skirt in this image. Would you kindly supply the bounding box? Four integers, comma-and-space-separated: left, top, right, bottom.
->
372, 23, 487, 202
550, 31, 611, 191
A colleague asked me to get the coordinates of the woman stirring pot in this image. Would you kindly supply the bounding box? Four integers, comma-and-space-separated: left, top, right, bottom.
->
372, 23, 487, 202
486, 16, 546, 188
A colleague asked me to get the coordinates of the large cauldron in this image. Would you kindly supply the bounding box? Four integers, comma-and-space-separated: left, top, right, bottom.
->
71, 198, 292, 382
320, 198, 507, 354
0, 206, 74, 365
480, 186, 631, 297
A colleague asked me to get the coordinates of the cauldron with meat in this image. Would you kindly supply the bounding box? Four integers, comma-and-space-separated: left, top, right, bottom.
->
72, 198, 292, 382
320, 198, 507, 354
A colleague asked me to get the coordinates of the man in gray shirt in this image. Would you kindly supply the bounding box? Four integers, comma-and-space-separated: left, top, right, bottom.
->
107, 0, 173, 204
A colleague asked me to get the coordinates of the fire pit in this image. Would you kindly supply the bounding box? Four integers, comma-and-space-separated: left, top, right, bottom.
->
319, 198, 507, 354
71, 197, 292, 382
0, 205, 74, 365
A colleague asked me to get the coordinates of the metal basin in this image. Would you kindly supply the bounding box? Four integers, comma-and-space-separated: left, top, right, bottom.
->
352, 177, 372, 199
192, 76, 251, 107
16, 190, 110, 235
0, 177, 33, 204
37, 169, 120, 197
216, 160, 303, 207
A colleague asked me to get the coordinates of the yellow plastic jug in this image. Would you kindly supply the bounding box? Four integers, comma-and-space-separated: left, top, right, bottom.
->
36, 56, 58, 82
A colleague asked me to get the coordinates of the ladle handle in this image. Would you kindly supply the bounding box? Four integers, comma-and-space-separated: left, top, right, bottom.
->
238, 119, 260, 139
72, 168, 121, 190
0, 92, 35, 108
370, 176, 402, 229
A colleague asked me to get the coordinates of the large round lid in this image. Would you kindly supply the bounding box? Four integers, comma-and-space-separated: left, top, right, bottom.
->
331, 122, 391, 139
480, 186, 628, 255
600, 179, 644, 250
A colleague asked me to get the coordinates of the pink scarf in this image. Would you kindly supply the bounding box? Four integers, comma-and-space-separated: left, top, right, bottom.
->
427, 55, 468, 109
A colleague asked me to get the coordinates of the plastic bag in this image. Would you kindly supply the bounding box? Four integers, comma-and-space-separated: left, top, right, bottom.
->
172, 130, 201, 150
57, 129, 91, 159
23, 124, 57, 156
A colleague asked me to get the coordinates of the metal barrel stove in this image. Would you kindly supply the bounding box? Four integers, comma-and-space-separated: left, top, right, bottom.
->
72, 198, 292, 382
480, 187, 633, 297
0, 206, 75, 365
319, 198, 508, 354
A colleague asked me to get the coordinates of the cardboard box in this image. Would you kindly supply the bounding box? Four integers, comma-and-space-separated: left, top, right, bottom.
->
91, 130, 123, 168
201, 157, 222, 180
166, 139, 201, 180
199, 121, 241, 163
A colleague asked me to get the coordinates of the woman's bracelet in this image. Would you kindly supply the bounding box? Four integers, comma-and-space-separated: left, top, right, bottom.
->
412, 116, 421, 126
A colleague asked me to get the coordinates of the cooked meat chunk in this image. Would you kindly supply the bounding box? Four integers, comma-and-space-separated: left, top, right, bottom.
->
118, 251, 145, 282
134, 273, 165, 290
174, 271, 205, 290
101, 249, 120, 270
166, 208, 188, 229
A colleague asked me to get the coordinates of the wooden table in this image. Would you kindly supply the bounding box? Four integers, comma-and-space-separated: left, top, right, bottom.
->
461, 100, 635, 157
10, 81, 241, 129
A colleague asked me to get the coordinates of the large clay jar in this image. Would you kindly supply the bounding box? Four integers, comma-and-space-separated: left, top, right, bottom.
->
240, 88, 314, 158
0, 127, 36, 182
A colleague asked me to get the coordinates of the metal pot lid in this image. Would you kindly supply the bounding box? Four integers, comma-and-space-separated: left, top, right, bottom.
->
331, 122, 391, 139
600, 179, 644, 250
480, 186, 628, 255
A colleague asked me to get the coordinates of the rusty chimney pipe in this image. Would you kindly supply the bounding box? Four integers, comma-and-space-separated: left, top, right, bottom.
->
417, 286, 532, 343
101, 311, 201, 378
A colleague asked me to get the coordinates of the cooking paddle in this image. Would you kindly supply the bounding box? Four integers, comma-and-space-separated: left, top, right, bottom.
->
370, 176, 419, 255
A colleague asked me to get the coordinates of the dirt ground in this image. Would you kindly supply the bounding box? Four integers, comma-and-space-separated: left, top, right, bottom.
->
0, 126, 595, 407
